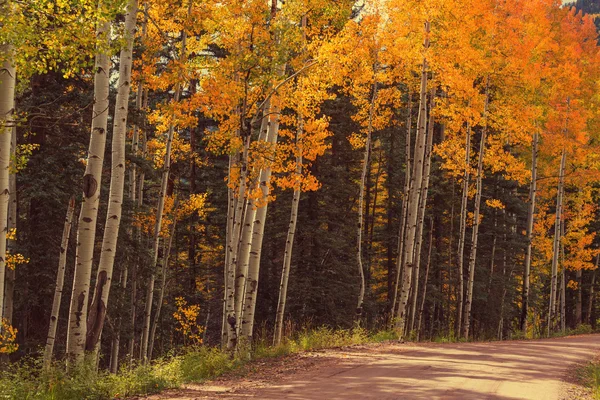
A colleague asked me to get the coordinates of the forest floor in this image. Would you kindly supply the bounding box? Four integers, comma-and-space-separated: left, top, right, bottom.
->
140, 334, 600, 400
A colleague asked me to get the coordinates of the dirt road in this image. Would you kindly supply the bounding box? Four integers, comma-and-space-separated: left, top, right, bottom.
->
150, 334, 600, 400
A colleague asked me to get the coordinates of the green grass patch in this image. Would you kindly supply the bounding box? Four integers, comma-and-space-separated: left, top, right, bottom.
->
577, 360, 600, 399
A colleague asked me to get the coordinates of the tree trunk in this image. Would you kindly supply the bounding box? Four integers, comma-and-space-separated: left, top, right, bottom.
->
86, 0, 138, 352
148, 198, 178, 360
43, 197, 76, 366
274, 119, 303, 347
0, 33, 16, 335
395, 22, 430, 338
576, 268, 583, 326
456, 120, 471, 337
409, 88, 435, 334
66, 16, 110, 364
417, 217, 434, 341
390, 90, 412, 325
240, 96, 283, 346
588, 255, 598, 325
520, 132, 538, 332
560, 220, 566, 333
355, 82, 378, 326
462, 80, 489, 340
3, 125, 16, 336
548, 149, 566, 336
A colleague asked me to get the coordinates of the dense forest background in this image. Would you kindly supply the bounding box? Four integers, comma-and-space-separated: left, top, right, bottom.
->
2, 0, 600, 375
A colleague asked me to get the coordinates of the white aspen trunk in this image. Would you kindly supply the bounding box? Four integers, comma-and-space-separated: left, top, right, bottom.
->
44, 197, 76, 367
462, 80, 490, 340
274, 119, 303, 347
355, 81, 378, 326
456, 121, 471, 337
86, 0, 138, 352
240, 99, 283, 344
222, 156, 235, 349
148, 198, 178, 360
130, 88, 148, 360
395, 22, 430, 337
588, 255, 598, 325
576, 268, 582, 326
141, 9, 189, 361
548, 149, 566, 337
109, 266, 127, 373
234, 102, 270, 337
225, 151, 245, 350
560, 220, 566, 333
3, 126, 16, 331
520, 132, 538, 332
417, 217, 433, 341
390, 92, 412, 324
409, 88, 435, 334
129, 3, 148, 203
0, 40, 15, 330
66, 16, 110, 364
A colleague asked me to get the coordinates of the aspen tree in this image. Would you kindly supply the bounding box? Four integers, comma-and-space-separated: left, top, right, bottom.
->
588, 254, 598, 325
395, 21, 430, 337
86, 0, 138, 352
141, 5, 189, 361
417, 217, 433, 341
390, 92, 412, 323
462, 80, 489, 340
274, 120, 302, 346
0, 29, 16, 330
241, 98, 283, 344
560, 220, 566, 333
67, 10, 111, 363
456, 120, 471, 336
273, 13, 307, 346
355, 81, 378, 326
44, 197, 75, 367
548, 149, 566, 336
409, 88, 435, 334
520, 131, 538, 332
3, 124, 15, 330
148, 197, 178, 359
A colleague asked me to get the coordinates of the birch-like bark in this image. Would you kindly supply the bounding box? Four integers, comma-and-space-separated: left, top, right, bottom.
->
576, 268, 582, 326
588, 254, 598, 325
355, 81, 378, 325
141, 18, 188, 361
3, 126, 16, 329
240, 98, 283, 344
274, 119, 303, 346
588, 257, 597, 325
234, 102, 270, 337
44, 197, 75, 367
520, 132, 538, 332
417, 217, 433, 341
66, 16, 110, 364
409, 89, 435, 334
395, 22, 430, 338
560, 220, 566, 333
86, 0, 138, 352
548, 149, 566, 337
148, 198, 178, 360
0, 36, 15, 333
390, 91, 412, 324
222, 156, 235, 349
462, 80, 489, 340
456, 121, 471, 336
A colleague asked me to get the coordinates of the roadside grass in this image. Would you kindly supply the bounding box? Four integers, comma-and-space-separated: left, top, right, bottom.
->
576, 360, 600, 399
0, 326, 395, 400
2, 324, 597, 400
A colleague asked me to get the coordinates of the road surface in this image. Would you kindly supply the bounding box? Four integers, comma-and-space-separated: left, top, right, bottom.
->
150, 334, 600, 400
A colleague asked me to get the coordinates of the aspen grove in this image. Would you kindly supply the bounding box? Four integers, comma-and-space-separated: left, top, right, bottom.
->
2, 0, 600, 380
